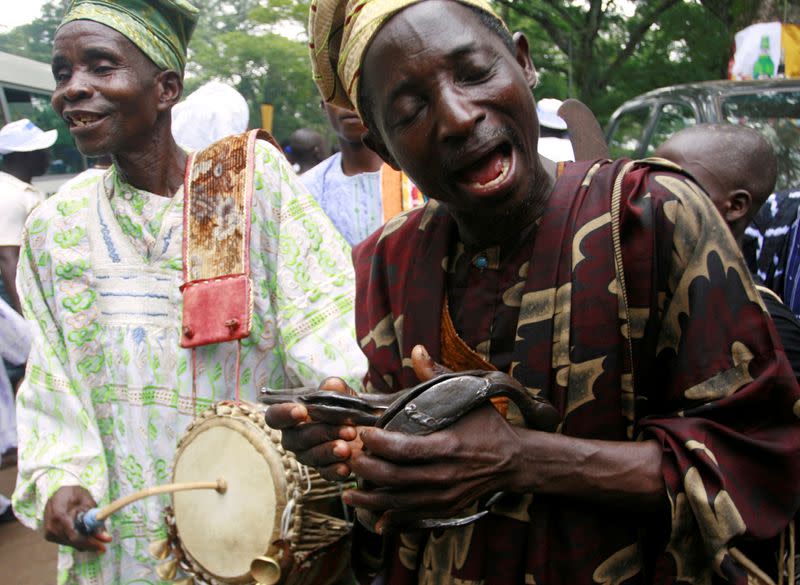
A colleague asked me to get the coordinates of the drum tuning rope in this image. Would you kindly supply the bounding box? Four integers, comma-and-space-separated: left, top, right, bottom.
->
75, 478, 228, 536
280, 497, 296, 541
299, 463, 313, 495
191, 348, 198, 419
234, 339, 242, 404
189, 339, 242, 418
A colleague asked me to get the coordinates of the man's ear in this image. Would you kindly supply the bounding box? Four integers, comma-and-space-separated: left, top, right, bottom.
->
363, 130, 400, 170
726, 189, 752, 223
512, 32, 538, 89
156, 70, 183, 113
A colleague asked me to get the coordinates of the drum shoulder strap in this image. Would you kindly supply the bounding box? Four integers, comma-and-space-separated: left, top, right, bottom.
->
180, 129, 277, 348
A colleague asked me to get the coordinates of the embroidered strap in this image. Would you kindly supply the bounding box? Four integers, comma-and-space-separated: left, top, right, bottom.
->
180, 129, 280, 350
183, 130, 259, 283
180, 129, 280, 408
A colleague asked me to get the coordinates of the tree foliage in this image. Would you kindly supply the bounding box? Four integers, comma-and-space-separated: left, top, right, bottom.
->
0, 0, 327, 144
186, 0, 328, 142
0, 1, 65, 63
0, 0, 790, 136
494, 0, 737, 123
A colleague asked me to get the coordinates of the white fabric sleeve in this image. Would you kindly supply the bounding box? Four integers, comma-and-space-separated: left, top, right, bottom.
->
11, 228, 107, 530
0, 296, 31, 365
255, 140, 367, 391
0, 196, 32, 246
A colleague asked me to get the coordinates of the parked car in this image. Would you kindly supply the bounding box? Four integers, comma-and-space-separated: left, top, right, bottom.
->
605, 79, 800, 192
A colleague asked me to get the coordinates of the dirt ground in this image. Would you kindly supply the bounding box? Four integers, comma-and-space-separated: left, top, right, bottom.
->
0, 463, 58, 585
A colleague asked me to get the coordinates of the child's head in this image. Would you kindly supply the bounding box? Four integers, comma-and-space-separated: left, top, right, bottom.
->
655, 124, 777, 241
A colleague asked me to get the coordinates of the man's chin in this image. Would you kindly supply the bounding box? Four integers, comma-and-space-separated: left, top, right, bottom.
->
76, 142, 112, 159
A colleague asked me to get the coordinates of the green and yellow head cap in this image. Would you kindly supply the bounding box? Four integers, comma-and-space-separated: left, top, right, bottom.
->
60, 0, 200, 74
308, 0, 506, 118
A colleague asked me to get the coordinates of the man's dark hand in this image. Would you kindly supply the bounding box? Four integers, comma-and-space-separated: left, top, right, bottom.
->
264, 344, 451, 482
343, 403, 521, 533
265, 377, 363, 481
44, 486, 112, 552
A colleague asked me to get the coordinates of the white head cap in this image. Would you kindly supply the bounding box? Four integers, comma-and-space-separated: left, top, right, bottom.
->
171, 81, 250, 150
537, 98, 568, 131
0, 119, 57, 155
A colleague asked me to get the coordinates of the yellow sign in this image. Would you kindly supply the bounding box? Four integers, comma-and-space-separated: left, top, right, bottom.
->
260, 104, 274, 133
783, 24, 800, 79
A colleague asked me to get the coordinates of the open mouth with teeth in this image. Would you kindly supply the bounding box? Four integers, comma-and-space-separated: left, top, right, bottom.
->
67, 113, 106, 128
455, 143, 514, 194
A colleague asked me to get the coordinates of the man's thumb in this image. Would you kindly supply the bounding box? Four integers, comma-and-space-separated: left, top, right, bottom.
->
411, 344, 450, 382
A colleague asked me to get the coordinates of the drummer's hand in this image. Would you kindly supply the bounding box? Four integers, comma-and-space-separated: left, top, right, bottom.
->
44, 486, 112, 553
344, 403, 520, 534
265, 377, 363, 481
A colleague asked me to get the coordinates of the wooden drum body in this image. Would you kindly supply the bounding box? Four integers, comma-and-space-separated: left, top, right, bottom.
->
155, 401, 351, 585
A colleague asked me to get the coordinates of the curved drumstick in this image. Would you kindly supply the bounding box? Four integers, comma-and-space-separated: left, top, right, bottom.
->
75, 478, 227, 536
557, 98, 610, 161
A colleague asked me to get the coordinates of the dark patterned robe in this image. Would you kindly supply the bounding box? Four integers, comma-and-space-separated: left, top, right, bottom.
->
352, 159, 800, 584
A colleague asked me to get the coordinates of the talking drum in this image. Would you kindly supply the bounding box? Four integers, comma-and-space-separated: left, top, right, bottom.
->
153, 401, 352, 585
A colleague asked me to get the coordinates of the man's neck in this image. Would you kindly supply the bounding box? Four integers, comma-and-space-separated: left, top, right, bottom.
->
449, 157, 556, 251
338, 139, 384, 177
113, 126, 186, 196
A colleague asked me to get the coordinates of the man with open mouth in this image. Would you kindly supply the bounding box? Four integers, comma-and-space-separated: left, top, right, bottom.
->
11, 0, 366, 583
266, 0, 800, 583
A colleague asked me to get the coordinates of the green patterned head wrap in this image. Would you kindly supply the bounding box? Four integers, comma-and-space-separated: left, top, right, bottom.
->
60, 0, 200, 74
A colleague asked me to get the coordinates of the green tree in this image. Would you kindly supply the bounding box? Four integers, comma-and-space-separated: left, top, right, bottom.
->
187, 0, 328, 142
494, 0, 683, 107
0, 1, 65, 62
0, 0, 786, 137
494, 0, 735, 122
0, 0, 326, 144
184, 0, 329, 143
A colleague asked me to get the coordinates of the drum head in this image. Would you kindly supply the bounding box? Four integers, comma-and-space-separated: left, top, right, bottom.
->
173, 412, 287, 583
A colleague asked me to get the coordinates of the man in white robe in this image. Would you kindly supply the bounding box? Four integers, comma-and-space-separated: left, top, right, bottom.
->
13, 1, 366, 583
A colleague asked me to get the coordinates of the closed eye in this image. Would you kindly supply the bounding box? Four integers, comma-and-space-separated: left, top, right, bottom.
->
392, 103, 426, 129
457, 58, 497, 84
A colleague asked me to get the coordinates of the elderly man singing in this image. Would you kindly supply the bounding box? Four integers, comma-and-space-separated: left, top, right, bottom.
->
266, 0, 800, 583
12, 0, 366, 582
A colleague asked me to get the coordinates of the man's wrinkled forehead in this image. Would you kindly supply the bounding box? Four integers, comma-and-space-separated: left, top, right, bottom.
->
370, 0, 492, 55
361, 2, 495, 101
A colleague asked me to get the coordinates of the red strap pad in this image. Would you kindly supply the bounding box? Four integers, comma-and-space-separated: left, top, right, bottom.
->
180, 274, 251, 348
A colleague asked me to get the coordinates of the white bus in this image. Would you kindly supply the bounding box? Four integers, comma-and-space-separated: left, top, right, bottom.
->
0, 50, 87, 194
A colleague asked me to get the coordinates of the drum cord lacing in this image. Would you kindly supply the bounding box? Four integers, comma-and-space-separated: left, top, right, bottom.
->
234, 340, 242, 404
279, 463, 313, 540
299, 463, 313, 495
190, 341, 243, 420
281, 496, 297, 541
191, 348, 198, 418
